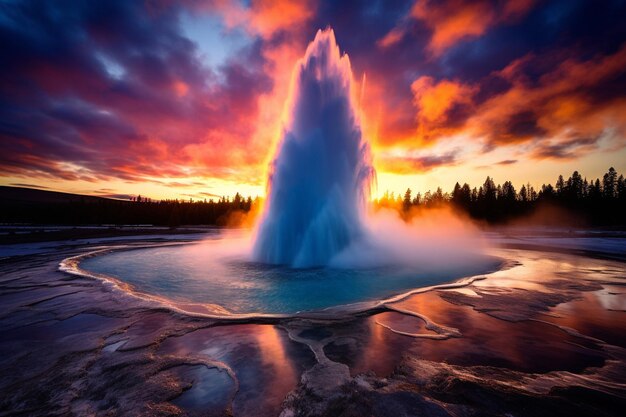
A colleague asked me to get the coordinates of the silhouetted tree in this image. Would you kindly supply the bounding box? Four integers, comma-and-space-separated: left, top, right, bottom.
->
618, 175, 626, 201
504, 181, 517, 200
519, 185, 528, 202
403, 188, 412, 212
412, 192, 422, 206
452, 182, 471, 210
603, 167, 617, 199
481, 177, 497, 202
590, 179, 602, 200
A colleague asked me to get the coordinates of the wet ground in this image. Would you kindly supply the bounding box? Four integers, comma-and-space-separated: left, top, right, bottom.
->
0, 230, 624, 416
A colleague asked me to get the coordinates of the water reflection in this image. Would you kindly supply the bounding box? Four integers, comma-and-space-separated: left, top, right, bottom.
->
541, 287, 626, 348
323, 249, 626, 378
114, 247, 625, 414
158, 324, 315, 416
171, 365, 233, 413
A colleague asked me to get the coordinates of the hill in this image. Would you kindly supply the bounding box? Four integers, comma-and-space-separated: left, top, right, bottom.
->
0, 186, 122, 204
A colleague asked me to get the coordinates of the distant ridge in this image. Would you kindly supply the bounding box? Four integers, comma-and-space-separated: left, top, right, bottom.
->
0, 186, 252, 227
0, 186, 126, 204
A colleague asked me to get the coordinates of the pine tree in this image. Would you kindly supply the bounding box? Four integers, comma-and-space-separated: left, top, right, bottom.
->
603, 167, 617, 199
403, 188, 412, 212
556, 175, 565, 196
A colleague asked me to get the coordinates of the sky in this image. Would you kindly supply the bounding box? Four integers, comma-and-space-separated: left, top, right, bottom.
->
1, 0, 625, 200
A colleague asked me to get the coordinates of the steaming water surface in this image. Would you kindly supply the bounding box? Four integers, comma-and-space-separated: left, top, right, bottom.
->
79, 234, 501, 315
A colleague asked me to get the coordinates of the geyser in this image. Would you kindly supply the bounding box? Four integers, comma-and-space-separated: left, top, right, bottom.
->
253, 28, 375, 268
67, 32, 502, 317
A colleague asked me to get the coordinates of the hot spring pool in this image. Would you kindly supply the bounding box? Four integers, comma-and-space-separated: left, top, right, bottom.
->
77, 234, 502, 315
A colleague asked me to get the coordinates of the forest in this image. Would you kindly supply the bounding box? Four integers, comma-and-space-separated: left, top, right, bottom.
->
1, 189, 255, 227
1, 167, 625, 227
376, 167, 626, 226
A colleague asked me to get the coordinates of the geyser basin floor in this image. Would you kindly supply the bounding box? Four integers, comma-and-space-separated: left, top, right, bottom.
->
75, 234, 502, 315
1, 230, 625, 416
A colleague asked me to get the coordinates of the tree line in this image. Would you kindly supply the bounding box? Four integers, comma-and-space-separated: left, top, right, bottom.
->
375, 167, 626, 226
3, 167, 625, 227
1, 192, 256, 227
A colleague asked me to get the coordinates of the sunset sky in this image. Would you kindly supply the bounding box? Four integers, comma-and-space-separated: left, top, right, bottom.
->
1, 0, 625, 200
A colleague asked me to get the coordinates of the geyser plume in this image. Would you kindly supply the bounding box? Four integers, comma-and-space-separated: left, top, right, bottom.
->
253, 28, 375, 267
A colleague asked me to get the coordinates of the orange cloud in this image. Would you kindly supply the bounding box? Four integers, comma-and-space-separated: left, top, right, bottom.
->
412, 0, 495, 55
373, 43, 626, 166
377, 27, 404, 48
249, 0, 315, 37
411, 76, 476, 141
394, 44, 626, 160
469, 45, 626, 152
209, 0, 315, 39
380, 0, 536, 55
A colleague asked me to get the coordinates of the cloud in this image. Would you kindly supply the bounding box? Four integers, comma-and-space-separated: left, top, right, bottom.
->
377, 27, 405, 49
366, 0, 626, 156
401, 44, 626, 160
468, 45, 626, 155
195, 0, 315, 39
531, 137, 599, 160
496, 159, 517, 165
378, 151, 458, 174
411, 76, 476, 141
0, 0, 273, 184
248, 0, 315, 38
379, 0, 537, 55
198, 191, 222, 198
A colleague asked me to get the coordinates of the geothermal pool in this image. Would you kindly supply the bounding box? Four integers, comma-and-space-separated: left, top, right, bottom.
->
75, 30, 498, 316
69, 30, 505, 316
77, 233, 502, 315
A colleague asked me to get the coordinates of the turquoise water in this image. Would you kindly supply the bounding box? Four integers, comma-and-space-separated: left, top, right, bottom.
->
80, 236, 501, 314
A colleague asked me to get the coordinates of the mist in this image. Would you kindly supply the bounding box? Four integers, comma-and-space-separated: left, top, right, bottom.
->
329, 207, 489, 270
251, 28, 491, 271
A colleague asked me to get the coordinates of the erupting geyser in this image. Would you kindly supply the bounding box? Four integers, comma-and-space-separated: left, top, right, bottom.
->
253, 29, 375, 268
74, 27, 498, 316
